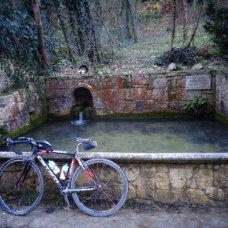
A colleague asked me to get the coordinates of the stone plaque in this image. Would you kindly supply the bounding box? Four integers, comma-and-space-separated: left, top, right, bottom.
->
186, 74, 211, 90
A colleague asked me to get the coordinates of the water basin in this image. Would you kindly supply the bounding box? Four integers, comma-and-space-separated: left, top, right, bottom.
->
13, 118, 228, 153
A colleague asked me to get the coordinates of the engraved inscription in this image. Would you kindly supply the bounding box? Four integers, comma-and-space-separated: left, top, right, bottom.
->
186, 75, 211, 90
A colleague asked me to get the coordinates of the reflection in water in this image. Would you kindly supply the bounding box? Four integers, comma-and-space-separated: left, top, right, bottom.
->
10, 119, 228, 153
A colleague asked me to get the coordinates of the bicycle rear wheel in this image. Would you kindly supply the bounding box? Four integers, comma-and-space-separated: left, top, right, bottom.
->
71, 158, 128, 217
0, 157, 44, 215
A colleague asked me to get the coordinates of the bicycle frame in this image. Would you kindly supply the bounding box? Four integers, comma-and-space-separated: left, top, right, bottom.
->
3, 138, 99, 209
22, 143, 95, 208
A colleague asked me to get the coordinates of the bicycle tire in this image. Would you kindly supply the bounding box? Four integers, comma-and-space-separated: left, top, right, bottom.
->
0, 157, 44, 215
71, 158, 128, 217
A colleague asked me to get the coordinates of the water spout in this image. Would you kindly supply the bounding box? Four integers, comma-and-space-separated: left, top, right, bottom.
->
71, 112, 86, 125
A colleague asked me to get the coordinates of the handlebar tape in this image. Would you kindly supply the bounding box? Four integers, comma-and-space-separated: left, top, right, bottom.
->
6, 137, 34, 155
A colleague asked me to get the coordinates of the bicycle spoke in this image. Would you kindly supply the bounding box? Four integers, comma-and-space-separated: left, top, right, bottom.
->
71, 159, 128, 216
0, 158, 44, 215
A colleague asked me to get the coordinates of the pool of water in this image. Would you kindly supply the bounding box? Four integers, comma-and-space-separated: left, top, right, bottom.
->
11, 118, 228, 153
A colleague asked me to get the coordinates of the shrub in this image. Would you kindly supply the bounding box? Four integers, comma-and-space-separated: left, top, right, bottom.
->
182, 97, 207, 116
196, 45, 213, 59
154, 46, 199, 66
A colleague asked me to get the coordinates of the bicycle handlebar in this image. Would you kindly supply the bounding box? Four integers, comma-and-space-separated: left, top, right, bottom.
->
5, 137, 36, 155
5, 136, 96, 155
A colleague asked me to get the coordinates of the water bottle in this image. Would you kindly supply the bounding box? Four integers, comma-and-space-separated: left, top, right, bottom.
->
48, 160, 60, 174
60, 163, 69, 180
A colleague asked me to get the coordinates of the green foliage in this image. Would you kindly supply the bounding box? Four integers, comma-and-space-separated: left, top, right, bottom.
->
208, 49, 220, 56
1, 59, 32, 91
182, 97, 207, 116
193, 56, 205, 63
154, 47, 199, 66
204, 2, 228, 56
99, 49, 116, 64
0, 6, 38, 60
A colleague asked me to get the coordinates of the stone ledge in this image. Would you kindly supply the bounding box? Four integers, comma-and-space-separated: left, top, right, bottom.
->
0, 151, 228, 163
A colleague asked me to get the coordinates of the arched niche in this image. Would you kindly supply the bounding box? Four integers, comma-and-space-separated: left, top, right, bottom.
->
73, 87, 93, 110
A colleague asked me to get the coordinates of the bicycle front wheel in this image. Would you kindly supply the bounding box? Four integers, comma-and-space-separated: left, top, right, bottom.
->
71, 158, 128, 217
0, 157, 44, 215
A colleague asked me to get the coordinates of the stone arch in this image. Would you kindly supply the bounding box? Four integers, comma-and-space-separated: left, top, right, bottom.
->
73, 87, 93, 109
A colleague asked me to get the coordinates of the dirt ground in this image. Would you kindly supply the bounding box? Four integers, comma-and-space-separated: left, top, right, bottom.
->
1, 205, 228, 228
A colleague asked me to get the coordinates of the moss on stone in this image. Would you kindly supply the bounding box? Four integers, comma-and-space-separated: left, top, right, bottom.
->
70, 105, 97, 120
100, 73, 133, 77
70, 105, 82, 119
215, 113, 228, 125
84, 107, 97, 119
96, 112, 189, 119
0, 115, 47, 144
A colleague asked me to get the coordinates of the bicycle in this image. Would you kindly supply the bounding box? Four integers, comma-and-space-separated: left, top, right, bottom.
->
0, 137, 129, 217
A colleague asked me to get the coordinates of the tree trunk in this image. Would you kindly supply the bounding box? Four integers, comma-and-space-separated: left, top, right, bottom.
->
71, 0, 100, 63
188, 5, 203, 47
182, 0, 188, 45
32, 0, 48, 68
55, 0, 76, 63
171, 0, 177, 50
65, 0, 81, 56
126, 0, 138, 43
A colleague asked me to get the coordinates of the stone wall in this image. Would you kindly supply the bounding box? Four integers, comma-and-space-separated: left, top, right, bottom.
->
0, 85, 44, 134
124, 162, 227, 206
0, 152, 227, 206
1, 70, 227, 137
216, 71, 228, 118
47, 71, 216, 116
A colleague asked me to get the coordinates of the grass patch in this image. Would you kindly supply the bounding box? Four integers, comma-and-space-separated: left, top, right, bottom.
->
115, 19, 214, 67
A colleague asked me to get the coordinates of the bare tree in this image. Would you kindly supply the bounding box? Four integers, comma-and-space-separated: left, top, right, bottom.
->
120, 0, 138, 43
182, 0, 188, 45
188, 4, 203, 47
171, 0, 177, 50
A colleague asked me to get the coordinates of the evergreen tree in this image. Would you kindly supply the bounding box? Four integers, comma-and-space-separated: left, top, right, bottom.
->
204, 2, 228, 56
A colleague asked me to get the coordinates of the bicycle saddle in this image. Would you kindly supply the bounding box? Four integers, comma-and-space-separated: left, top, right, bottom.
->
73, 137, 91, 143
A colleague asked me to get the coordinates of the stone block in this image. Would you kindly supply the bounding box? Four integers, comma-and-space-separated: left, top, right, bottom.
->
116, 76, 132, 88
125, 165, 140, 182
134, 100, 147, 112
213, 169, 228, 188
154, 190, 178, 203
205, 187, 225, 201
176, 79, 185, 88
194, 169, 213, 189
133, 88, 148, 100
132, 74, 148, 86
167, 79, 176, 92
156, 164, 168, 173
118, 100, 134, 113
155, 173, 170, 190
140, 165, 156, 178
135, 178, 149, 199
128, 185, 137, 199
184, 189, 214, 205
151, 89, 167, 102
169, 168, 193, 190
153, 78, 167, 89
118, 89, 133, 100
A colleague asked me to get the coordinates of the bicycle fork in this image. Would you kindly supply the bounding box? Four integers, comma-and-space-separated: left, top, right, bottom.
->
15, 160, 32, 188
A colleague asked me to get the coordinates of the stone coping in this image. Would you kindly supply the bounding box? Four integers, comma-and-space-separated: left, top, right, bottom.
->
0, 151, 228, 163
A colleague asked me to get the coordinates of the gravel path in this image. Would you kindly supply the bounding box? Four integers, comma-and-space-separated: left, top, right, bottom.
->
1, 205, 228, 228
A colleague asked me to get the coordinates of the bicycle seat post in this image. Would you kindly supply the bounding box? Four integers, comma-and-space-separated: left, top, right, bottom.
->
75, 142, 82, 156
